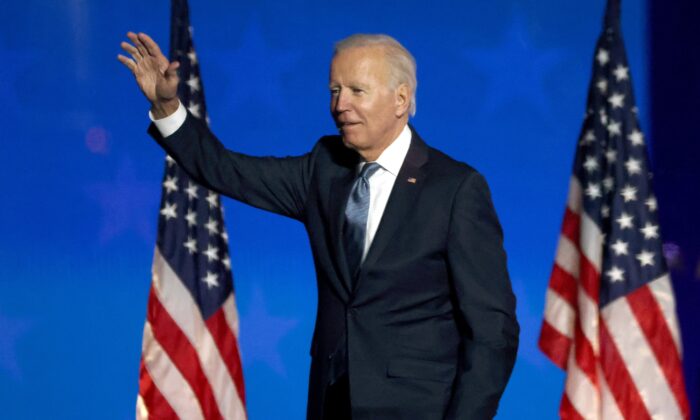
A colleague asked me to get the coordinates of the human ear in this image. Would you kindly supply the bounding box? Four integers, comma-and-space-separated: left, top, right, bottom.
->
395, 83, 410, 117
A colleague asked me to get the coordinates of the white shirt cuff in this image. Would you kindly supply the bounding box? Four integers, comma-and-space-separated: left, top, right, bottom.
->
149, 101, 187, 138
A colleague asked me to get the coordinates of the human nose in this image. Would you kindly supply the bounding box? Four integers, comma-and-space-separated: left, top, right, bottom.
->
332, 88, 349, 113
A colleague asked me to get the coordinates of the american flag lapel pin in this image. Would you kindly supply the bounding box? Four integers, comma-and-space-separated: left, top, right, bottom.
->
407, 177, 417, 184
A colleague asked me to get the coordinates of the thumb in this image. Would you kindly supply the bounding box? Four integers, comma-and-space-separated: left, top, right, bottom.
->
165, 61, 180, 80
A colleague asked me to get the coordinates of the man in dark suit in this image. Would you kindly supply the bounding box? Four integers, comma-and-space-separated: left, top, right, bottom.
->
119, 31, 519, 419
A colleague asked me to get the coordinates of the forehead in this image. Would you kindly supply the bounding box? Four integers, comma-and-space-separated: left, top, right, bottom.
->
329, 46, 389, 83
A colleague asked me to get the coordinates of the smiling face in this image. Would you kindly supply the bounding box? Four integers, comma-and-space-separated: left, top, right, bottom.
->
329, 46, 409, 161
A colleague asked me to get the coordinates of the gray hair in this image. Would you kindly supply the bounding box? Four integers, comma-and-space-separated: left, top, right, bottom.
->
334, 34, 417, 117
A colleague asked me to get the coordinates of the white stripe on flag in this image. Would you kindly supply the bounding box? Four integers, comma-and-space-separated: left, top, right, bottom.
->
578, 284, 600, 355
567, 177, 583, 214
579, 212, 603, 272
599, 366, 625, 420
142, 321, 205, 420
602, 297, 683, 420
152, 248, 246, 420
564, 345, 600, 419
648, 275, 683, 353
555, 235, 580, 277
543, 289, 575, 338
222, 293, 241, 339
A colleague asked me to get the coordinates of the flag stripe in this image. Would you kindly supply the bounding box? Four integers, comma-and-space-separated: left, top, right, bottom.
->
564, 347, 599, 417
152, 249, 245, 418
599, 314, 652, 420
560, 394, 586, 420
599, 369, 625, 420
138, 359, 178, 420
141, 321, 205, 420
603, 296, 683, 419
648, 275, 682, 352
206, 308, 247, 406
539, 319, 572, 369
147, 288, 225, 420
626, 283, 690, 418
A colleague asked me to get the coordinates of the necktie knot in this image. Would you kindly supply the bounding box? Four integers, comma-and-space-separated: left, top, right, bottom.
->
359, 162, 381, 181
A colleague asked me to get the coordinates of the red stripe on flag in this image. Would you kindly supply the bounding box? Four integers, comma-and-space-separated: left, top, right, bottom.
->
574, 318, 598, 387
561, 207, 581, 244
205, 308, 247, 406
147, 289, 224, 420
538, 320, 572, 369
626, 286, 691, 419
559, 393, 586, 420
578, 254, 600, 304
599, 320, 651, 420
139, 358, 178, 419
549, 265, 578, 307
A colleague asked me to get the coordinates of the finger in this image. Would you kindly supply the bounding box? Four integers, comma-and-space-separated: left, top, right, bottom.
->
120, 41, 141, 61
127, 31, 149, 57
138, 33, 164, 57
117, 54, 137, 73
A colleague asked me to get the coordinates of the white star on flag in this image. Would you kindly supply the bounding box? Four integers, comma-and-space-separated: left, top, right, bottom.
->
160, 202, 177, 220
628, 130, 644, 146
585, 183, 602, 199
185, 182, 198, 200
185, 209, 197, 227
596, 48, 610, 65
204, 245, 219, 262
611, 239, 629, 256
608, 92, 625, 108
616, 212, 634, 229
646, 196, 658, 212
184, 237, 197, 254
188, 102, 201, 118
583, 156, 599, 172
607, 120, 621, 136
606, 266, 625, 282
202, 271, 219, 289
636, 250, 654, 267
205, 217, 219, 235
186, 75, 200, 92
625, 158, 642, 175
163, 176, 178, 194
640, 222, 659, 240
621, 184, 638, 202
206, 191, 219, 208
613, 64, 629, 81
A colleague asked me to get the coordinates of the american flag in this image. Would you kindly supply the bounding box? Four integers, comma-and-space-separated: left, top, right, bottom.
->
136, 1, 246, 418
538, 1, 690, 418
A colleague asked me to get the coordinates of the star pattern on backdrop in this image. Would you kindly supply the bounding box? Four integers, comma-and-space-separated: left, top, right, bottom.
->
462, 15, 564, 119
241, 286, 299, 377
209, 18, 301, 115
0, 313, 32, 381
85, 157, 158, 245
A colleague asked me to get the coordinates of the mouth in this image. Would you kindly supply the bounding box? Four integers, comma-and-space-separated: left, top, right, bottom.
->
337, 121, 361, 131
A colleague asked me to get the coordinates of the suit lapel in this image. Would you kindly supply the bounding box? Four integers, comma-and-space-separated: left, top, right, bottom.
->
327, 155, 359, 296
356, 128, 429, 290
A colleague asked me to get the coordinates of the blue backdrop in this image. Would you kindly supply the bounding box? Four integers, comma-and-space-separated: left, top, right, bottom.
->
1, 1, 697, 419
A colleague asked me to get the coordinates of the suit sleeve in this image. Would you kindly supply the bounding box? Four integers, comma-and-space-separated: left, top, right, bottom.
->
444, 172, 519, 420
148, 112, 315, 221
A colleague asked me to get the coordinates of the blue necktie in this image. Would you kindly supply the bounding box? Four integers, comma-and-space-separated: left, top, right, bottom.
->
344, 162, 381, 279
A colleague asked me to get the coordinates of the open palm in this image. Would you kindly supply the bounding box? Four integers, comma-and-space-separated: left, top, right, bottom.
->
118, 32, 180, 107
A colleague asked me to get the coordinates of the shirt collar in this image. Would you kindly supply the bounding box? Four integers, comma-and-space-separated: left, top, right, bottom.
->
360, 124, 412, 177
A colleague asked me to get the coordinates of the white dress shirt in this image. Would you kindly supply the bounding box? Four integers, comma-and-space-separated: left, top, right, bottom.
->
150, 102, 412, 263
357, 125, 411, 262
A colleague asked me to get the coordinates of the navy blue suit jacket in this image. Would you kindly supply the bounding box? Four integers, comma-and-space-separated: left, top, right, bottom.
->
149, 113, 519, 420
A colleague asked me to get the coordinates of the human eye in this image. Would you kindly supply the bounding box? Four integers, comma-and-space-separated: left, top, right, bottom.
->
329, 87, 340, 96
